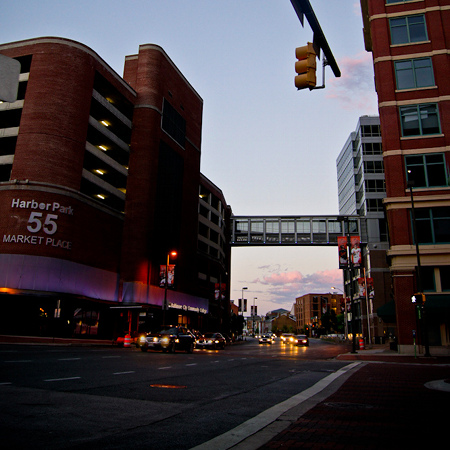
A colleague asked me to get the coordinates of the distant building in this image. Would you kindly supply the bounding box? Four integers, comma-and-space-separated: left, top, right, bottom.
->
295, 293, 343, 337
360, 0, 450, 354
336, 116, 394, 344
0, 37, 231, 339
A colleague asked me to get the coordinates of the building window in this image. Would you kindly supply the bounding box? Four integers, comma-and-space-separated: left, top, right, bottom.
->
387, 0, 415, 4
399, 103, 440, 137
394, 58, 434, 90
440, 266, 450, 291
162, 99, 186, 148
389, 15, 427, 45
414, 207, 450, 244
364, 160, 384, 173
405, 153, 448, 188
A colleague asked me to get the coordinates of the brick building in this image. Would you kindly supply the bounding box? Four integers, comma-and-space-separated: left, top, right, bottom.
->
0, 37, 232, 339
360, 0, 450, 354
295, 293, 343, 337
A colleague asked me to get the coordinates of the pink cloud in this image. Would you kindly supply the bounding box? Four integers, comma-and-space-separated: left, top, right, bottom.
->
252, 268, 343, 306
326, 52, 378, 111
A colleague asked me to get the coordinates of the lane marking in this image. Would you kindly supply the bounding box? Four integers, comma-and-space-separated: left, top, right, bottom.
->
44, 376, 81, 382
113, 371, 135, 375
58, 358, 81, 361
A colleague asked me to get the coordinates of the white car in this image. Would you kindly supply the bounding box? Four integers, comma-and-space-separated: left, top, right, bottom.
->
259, 334, 273, 344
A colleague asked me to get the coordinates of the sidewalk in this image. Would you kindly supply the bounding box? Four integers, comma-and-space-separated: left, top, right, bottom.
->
235, 349, 450, 449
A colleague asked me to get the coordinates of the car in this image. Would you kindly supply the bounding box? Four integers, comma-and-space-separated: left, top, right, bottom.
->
259, 334, 273, 344
280, 333, 295, 343
196, 332, 226, 349
139, 326, 195, 353
292, 334, 309, 346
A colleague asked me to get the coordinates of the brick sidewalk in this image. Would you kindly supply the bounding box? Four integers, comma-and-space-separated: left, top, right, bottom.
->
258, 361, 450, 449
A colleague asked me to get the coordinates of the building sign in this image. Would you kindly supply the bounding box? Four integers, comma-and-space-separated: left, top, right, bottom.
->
350, 236, 361, 268
337, 236, 348, 268
3, 197, 74, 250
159, 264, 175, 287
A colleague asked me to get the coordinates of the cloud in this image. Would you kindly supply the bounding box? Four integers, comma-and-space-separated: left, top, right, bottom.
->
251, 267, 343, 306
326, 52, 378, 111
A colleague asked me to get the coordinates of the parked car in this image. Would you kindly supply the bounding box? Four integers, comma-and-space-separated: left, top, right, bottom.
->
259, 334, 273, 344
140, 327, 195, 353
196, 332, 226, 349
292, 334, 309, 346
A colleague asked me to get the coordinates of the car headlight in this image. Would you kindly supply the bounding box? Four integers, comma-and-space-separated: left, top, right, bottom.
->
153, 337, 159, 342
139, 336, 146, 343
161, 337, 169, 344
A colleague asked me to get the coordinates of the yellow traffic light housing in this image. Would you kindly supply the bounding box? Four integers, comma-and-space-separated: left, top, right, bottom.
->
295, 42, 316, 90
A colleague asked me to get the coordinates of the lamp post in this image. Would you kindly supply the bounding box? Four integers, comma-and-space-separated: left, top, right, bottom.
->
408, 179, 430, 357
163, 250, 177, 328
252, 297, 257, 335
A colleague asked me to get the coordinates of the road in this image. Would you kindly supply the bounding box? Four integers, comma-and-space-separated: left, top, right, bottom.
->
0, 337, 352, 449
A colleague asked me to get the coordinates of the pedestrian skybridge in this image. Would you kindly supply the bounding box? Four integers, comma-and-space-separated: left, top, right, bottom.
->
230, 215, 365, 246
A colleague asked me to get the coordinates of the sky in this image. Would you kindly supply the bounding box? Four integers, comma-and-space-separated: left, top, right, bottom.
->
2, 1, 379, 316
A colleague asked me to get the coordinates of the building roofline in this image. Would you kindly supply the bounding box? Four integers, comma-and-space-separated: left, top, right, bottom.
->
0, 36, 137, 97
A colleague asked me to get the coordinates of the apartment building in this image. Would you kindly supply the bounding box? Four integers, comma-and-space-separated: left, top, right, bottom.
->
360, 0, 450, 354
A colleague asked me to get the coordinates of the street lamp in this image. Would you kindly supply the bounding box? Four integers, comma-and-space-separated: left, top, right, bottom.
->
407, 177, 430, 357
253, 297, 257, 335
163, 250, 177, 327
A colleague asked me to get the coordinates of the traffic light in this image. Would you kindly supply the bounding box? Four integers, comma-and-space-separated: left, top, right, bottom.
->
295, 42, 316, 90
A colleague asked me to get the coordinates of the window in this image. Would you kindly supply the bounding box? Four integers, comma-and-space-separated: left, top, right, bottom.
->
364, 160, 384, 173
162, 99, 186, 148
365, 179, 386, 192
399, 103, 440, 137
362, 142, 382, 155
414, 207, 450, 244
440, 266, 450, 291
390, 15, 427, 45
395, 58, 434, 90
387, 0, 415, 3
405, 153, 448, 188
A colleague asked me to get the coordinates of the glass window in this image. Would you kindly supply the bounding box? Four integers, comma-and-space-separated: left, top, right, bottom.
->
406, 153, 448, 188
162, 99, 186, 148
440, 266, 450, 291
390, 15, 427, 45
414, 207, 450, 244
400, 104, 440, 137
395, 58, 434, 90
